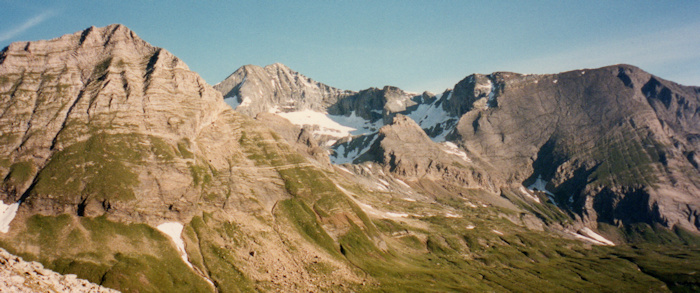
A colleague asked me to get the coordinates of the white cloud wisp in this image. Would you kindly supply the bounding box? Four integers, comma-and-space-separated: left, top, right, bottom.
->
0, 11, 55, 43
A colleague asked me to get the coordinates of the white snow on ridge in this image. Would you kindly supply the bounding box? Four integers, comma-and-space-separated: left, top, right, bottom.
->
519, 186, 541, 203
579, 227, 615, 246
441, 142, 471, 162
157, 222, 193, 268
528, 174, 557, 205
276, 109, 357, 138
331, 135, 378, 164
406, 93, 450, 130
327, 111, 383, 135
0, 200, 19, 233
404, 92, 456, 142
569, 229, 615, 246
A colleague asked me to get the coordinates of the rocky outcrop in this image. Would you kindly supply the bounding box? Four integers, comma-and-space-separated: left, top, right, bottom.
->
214, 63, 353, 116
351, 114, 493, 190
0, 247, 118, 293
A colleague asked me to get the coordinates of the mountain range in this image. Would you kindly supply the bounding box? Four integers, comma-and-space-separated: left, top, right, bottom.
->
0, 24, 699, 292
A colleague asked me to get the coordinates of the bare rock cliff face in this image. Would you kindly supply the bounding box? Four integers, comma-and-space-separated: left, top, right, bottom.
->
214, 63, 352, 116
354, 114, 493, 190
451, 65, 700, 231
0, 24, 230, 221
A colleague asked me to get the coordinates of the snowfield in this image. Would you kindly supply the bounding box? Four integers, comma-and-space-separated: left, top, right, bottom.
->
0, 200, 19, 233
156, 222, 193, 268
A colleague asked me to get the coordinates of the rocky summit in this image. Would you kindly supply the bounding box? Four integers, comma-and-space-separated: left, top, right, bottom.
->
1, 25, 699, 292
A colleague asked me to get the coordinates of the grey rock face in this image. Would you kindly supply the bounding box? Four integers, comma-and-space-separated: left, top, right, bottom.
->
214, 63, 353, 116
361, 115, 493, 190
452, 65, 700, 231
0, 24, 230, 221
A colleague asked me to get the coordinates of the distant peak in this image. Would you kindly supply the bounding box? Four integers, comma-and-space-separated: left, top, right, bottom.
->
265, 62, 289, 69
264, 62, 297, 74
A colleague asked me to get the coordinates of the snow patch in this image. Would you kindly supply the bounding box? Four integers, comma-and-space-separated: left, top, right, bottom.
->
528, 174, 557, 205
445, 213, 461, 218
331, 135, 378, 164
156, 222, 193, 268
402, 198, 416, 202
327, 111, 383, 136
441, 142, 471, 162
0, 200, 19, 233
492, 230, 504, 235
519, 186, 541, 203
404, 92, 455, 142
276, 109, 356, 138
466, 225, 476, 230
578, 228, 615, 246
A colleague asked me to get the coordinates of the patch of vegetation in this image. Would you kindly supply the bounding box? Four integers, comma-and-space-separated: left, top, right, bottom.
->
177, 139, 194, 159
30, 133, 141, 202
188, 163, 212, 187
149, 136, 176, 161
187, 215, 255, 292
277, 198, 340, 257
0, 214, 212, 293
238, 129, 305, 167
278, 166, 341, 201
4, 161, 34, 186
0, 132, 19, 146
613, 244, 700, 292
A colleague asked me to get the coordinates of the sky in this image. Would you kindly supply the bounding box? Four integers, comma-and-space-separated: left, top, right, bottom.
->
1, 1, 700, 93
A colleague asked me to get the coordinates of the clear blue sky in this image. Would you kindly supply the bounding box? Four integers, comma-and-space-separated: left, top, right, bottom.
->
2, 1, 700, 93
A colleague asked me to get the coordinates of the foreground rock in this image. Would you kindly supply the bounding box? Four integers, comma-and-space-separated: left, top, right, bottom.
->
0, 247, 118, 293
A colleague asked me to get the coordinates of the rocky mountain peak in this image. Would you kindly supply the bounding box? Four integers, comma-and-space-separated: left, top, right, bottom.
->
0, 24, 228, 217
380, 114, 425, 136
214, 63, 352, 116
263, 62, 292, 72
